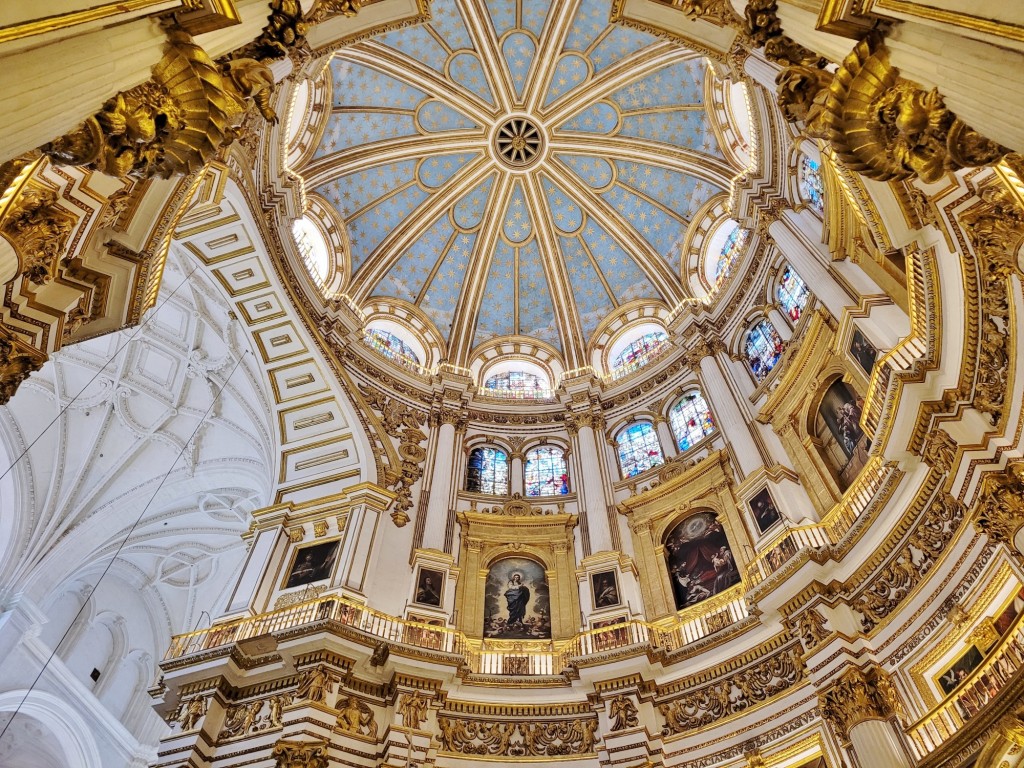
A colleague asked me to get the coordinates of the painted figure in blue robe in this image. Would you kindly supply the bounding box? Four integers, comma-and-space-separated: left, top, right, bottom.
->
505, 572, 530, 627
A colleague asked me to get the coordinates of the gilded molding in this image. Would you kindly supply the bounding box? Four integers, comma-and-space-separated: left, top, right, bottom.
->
271, 738, 329, 768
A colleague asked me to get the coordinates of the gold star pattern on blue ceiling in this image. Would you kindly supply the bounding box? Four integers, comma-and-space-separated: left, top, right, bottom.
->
302, 0, 747, 366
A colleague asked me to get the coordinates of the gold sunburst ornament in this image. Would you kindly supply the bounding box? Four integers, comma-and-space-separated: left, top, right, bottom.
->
493, 117, 543, 168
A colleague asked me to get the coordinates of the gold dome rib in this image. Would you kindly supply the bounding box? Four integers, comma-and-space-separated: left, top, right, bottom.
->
446, 173, 516, 364
522, 172, 590, 369
350, 158, 496, 303
545, 157, 686, 307
522, 0, 580, 116
460, 0, 515, 114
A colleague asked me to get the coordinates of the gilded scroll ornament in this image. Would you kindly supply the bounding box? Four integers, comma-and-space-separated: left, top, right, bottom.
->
659, 647, 803, 734
820, 34, 1007, 183
271, 738, 329, 768
609, 694, 639, 731
438, 716, 599, 756
855, 492, 965, 629
1, 185, 76, 285
305, 0, 362, 24
335, 695, 378, 738
818, 666, 900, 742
974, 466, 1024, 547
41, 28, 276, 179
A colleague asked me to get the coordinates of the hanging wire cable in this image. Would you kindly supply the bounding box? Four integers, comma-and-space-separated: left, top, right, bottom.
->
0, 349, 249, 744
0, 262, 202, 483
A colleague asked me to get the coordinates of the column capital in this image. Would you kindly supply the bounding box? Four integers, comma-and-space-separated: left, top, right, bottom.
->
683, 335, 727, 368
819, 665, 902, 742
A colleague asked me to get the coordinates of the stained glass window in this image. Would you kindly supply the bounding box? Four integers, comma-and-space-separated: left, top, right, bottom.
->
669, 391, 716, 451
483, 370, 551, 398
777, 266, 810, 324
616, 422, 665, 478
365, 328, 420, 366
713, 225, 748, 285
466, 447, 509, 495
525, 446, 569, 496
611, 331, 669, 376
745, 319, 785, 383
799, 157, 824, 215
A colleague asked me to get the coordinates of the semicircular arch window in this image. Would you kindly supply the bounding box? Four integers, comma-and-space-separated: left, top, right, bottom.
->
483, 370, 550, 398
365, 327, 421, 367
525, 446, 569, 497
466, 446, 509, 495
777, 266, 810, 324
799, 156, 824, 215
616, 422, 664, 479
745, 319, 785, 383
292, 217, 331, 287
713, 223, 748, 286
669, 391, 716, 451
610, 330, 669, 377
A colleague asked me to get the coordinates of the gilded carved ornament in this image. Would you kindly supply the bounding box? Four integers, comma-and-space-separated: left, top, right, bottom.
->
793, 607, 830, 652
1, 185, 76, 285
271, 739, 329, 768
335, 695, 378, 738
173, 695, 207, 731
220, 693, 293, 740
974, 465, 1024, 549
774, 32, 1009, 184
0, 336, 45, 407
305, 0, 362, 24
609, 694, 639, 731
437, 715, 599, 757
397, 690, 431, 729
818, 666, 901, 742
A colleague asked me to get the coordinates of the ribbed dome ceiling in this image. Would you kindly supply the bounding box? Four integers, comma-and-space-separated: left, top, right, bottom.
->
305, 0, 745, 366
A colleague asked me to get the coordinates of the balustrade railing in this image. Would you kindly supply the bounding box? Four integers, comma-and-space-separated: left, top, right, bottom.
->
906, 614, 1024, 759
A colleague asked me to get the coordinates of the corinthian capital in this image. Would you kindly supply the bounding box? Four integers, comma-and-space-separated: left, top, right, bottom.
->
818, 666, 901, 742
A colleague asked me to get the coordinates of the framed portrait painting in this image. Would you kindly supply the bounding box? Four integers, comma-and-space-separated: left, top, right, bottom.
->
282, 539, 340, 590
748, 486, 782, 534
413, 567, 444, 607
937, 645, 985, 696
591, 570, 621, 610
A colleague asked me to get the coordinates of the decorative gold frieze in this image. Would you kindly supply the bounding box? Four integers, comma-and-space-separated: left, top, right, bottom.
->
659, 645, 803, 734
609, 694, 639, 731
854, 491, 965, 630
437, 715, 599, 756
220, 692, 292, 740
271, 738, 329, 768
819, 665, 901, 742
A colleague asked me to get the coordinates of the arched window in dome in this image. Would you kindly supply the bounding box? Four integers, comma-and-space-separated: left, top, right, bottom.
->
466, 446, 509, 495
713, 224, 748, 285
777, 266, 810, 324
616, 422, 664, 479
292, 217, 330, 286
669, 391, 716, 451
365, 327, 420, 367
799, 157, 824, 215
483, 370, 550, 398
744, 319, 785, 383
524, 446, 569, 497
610, 330, 669, 376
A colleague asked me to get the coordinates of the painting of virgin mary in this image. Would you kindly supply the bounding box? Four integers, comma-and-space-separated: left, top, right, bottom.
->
483, 557, 551, 640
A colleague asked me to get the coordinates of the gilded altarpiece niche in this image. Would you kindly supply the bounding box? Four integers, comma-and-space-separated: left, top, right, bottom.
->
455, 508, 579, 642
619, 450, 749, 621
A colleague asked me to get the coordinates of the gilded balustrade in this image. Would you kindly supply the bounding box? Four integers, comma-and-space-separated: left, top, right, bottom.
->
906, 612, 1024, 759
